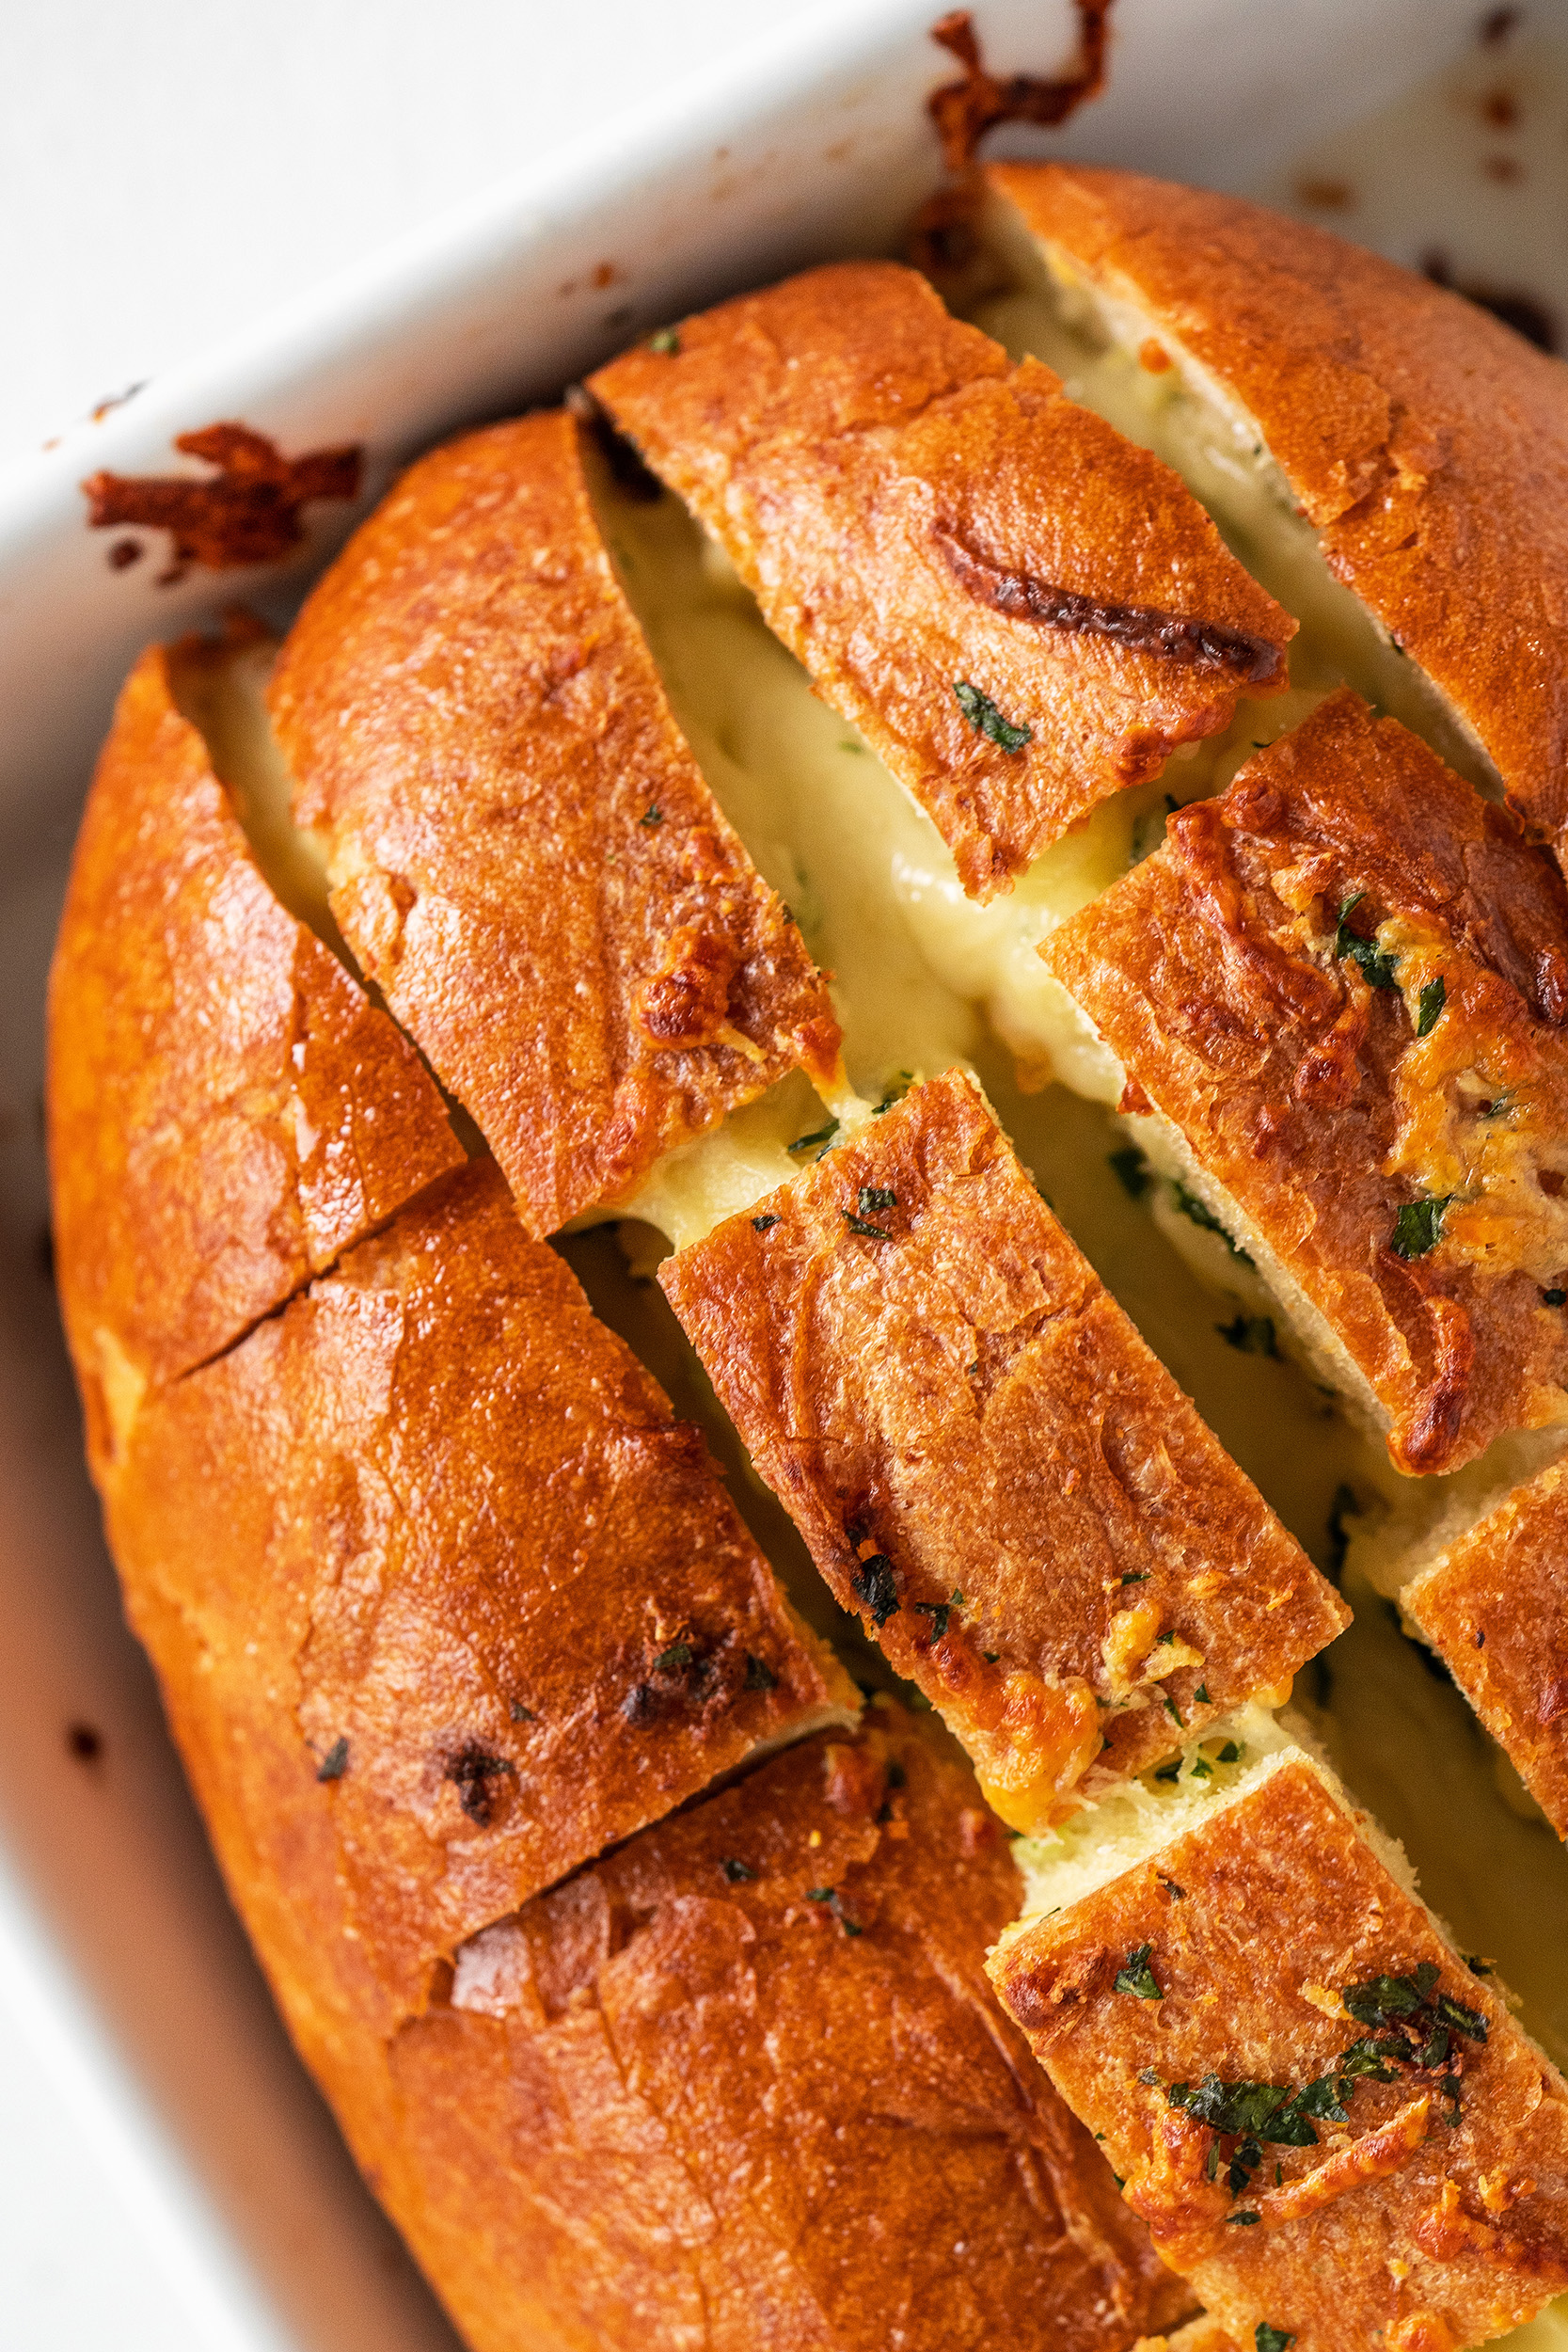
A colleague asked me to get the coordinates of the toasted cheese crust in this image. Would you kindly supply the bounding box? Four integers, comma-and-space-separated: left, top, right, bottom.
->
45, 637, 463, 1468
658, 1069, 1344, 1828
990, 1759, 1568, 2351
1403, 1455, 1568, 1842
267, 408, 839, 1238
591, 262, 1291, 899
1042, 691, 1568, 1473
986, 161, 1568, 847
105, 1160, 855, 2035
394, 1708, 1195, 2352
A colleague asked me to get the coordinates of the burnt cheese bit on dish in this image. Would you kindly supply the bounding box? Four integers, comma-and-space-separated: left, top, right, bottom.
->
393, 1705, 1196, 2352
1041, 689, 1568, 1478
266, 406, 840, 1242
975, 161, 1568, 846
589, 260, 1293, 901
657, 1067, 1345, 1833
989, 1751, 1568, 2352
1402, 1453, 1568, 1843
45, 632, 464, 1471
104, 1158, 856, 2038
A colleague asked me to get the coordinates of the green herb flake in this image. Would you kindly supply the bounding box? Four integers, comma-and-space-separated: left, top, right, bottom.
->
1465, 1954, 1495, 1977
1163, 1692, 1182, 1727
1109, 1145, 1150, 1200
913, 1600, 952, 1639
804, 1885, 835, 1903
1190, 1756, 1213, 1780
1226, 2211, 1260, 2225
639, 803, 664, 828
872, 1072, 913, 1115
315, 1736, 349, 1783
1257, 2328, 1295, 2352
752, 1213, 780, 1233
1215, 1312, 1279, 1358
1544, 1288, 1568, 1308
1416, 976, 1446, 1037
859, 1185, 898, 1214
1334, 893, 1401, 991
843, 1211, 891, 1240
1391, 1196, 1450, 1259
1120, 1571, 1149, 1586
1153, 1758, 1182, 1784
1170, 1180, 1255, 1265
850, 1552, 900, 1627
721, 1858, 756, 1883
1113, 1943, 1164, 2000
789, 1120, 839, 1155
510, 1700, 536, 1724
744, 1653, 778, 1692
648, 326, 681, 355
983, 1649, 1000, 1662
1194, 1683, 1211, 1705
653, 1642, 694, 1673
954, 677, 1032, 754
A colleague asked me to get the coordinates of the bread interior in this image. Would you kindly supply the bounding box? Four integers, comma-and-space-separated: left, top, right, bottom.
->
961, 191, 1497, 801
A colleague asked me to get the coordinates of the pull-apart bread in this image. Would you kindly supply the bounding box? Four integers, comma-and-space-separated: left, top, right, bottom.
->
48, 159, 1568, 2352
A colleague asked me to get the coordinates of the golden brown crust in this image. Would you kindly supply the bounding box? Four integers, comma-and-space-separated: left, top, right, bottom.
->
45, 639, 463, 1469
990, 1759, 1568, 2351
1403, 1457, 1568, 1842
658, 1070, 1344, 1827
392, 1708, 1194, 2352
267, 408, 839, 1239
987, 161, 1568, 844
105, 1159, 856, 2035
590, 262, 1292, 899
1041, 690, 1568, 1474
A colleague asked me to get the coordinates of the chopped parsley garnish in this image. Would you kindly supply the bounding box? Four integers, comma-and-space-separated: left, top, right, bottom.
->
1121, 1571, 1149, 1586
315, 1736, 349, 1782
1215, 1312, 1278, 1358
859, 1185, 897, 1214
805, 1885, 834, 1903
954, 678, 1032, 753
805, 1883, 863, 1934
510, 1700, 536, 1724
639, 803, 664, 827
653, 1642, 694, 1673
1194, 1683, 1210, 1705
1170, 1181, 1254, 1265
843, 1211, 891, 1240
1342, 1963, 1487, 2043
850, 1553, 900, 1626
1217, 1740, 1241, 1764
872, 1072, 912, 1114
1163, 1692, 1182, 1726
1109, 1145, 1150, 1199
1465, 1954, 1495, 1977
752, 1213, 780, 1232
789, 1120, 839, 1155
648, 326, 681, 354
1416, 976, 1446, 1037
1153, 1758, 1181, 1784
721, 1857, 756, 1883
1257, 2328, 1295, 2351
1391, 1195, 1449, 1259
1114, 1944, 1164, 1999
744, 1653, 778, 1691
1226, 2211, 1259, 2225
1544, 1288, 1568, 1308
1190, 1756, 1212, 1780
1334, 893, 1400, 990
913, 1599, 952, 1639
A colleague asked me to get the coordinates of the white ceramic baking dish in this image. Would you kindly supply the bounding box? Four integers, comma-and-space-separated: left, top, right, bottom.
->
0, 1, 1555, 2343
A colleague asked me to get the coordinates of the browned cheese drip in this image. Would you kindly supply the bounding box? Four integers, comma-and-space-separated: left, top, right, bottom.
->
83, 422, 362, 584
927, 2, 1116, 174
937, 521, 1287, 687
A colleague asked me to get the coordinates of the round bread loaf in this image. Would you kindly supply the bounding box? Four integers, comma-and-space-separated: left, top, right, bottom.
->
48, 171, 1568, 2351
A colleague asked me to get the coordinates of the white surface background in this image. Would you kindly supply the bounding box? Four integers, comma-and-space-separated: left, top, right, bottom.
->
0, 7, 818, 2339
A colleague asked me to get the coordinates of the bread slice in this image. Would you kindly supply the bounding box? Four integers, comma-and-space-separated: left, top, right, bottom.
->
590, 261, 1292, 899
658, 1067, 1346, 1829
989, 1735, 1568, 2352
969, 161, 1568, 845
394, 1705, 1196, 2352
46, 631, 464, 1473
105, 1158, 857, 2036
1040, 691, 1568, 1475
1402, 1455, 1568, 1843
267, 407, 840, 1239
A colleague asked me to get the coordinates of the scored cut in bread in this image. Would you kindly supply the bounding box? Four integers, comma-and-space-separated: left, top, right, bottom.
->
989, 1737, 1568, 2352
659, 1068, 1346, 1828
1402, 1456, 1568, 1843
47, 632, 464, 1470
105, 1156, 856, 2035
396, 1705, 1196, 2352
969, 161, 1568, 843
590, 260, 1293, 899
1040, 691, 1568, 1476
268, 407, 841, 1240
